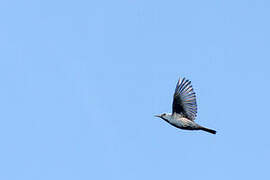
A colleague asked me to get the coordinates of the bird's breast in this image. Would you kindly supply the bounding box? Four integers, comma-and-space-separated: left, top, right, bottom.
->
169, 116, 197, 129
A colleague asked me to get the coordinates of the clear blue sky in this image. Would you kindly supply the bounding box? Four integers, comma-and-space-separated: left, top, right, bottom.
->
0, 0, 269, 179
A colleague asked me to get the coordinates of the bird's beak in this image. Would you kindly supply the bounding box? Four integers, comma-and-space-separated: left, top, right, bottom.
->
155, 114, 161, 118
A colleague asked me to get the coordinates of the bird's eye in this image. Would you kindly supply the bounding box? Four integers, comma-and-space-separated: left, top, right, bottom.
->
162, 113, 166, 116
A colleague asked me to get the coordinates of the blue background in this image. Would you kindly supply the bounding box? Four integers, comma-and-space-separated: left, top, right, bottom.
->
1, 0, 269, 179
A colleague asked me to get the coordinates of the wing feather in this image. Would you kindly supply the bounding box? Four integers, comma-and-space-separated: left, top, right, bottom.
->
172, 78, 197, 121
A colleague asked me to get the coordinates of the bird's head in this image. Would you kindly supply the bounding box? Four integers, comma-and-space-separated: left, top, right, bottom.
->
155, 113, 171, 122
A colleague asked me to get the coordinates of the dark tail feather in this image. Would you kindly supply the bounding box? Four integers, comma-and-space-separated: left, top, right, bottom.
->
199, 126, 216, 134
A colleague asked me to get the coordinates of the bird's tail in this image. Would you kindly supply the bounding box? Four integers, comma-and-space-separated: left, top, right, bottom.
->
199, 126, 216, 134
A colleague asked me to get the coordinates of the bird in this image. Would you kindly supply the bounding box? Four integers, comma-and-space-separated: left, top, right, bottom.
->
155, 77, 216, 134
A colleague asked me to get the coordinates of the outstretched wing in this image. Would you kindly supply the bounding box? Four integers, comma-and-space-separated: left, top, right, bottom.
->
172, 78, 197, 121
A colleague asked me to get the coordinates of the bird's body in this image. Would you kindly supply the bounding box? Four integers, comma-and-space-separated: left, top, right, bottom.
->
160, 113, 197, 129
155, 78, 216, 134
170, 113, 199, 129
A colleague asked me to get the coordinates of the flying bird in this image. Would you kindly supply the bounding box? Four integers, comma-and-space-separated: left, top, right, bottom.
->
155, 77, 216, 134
